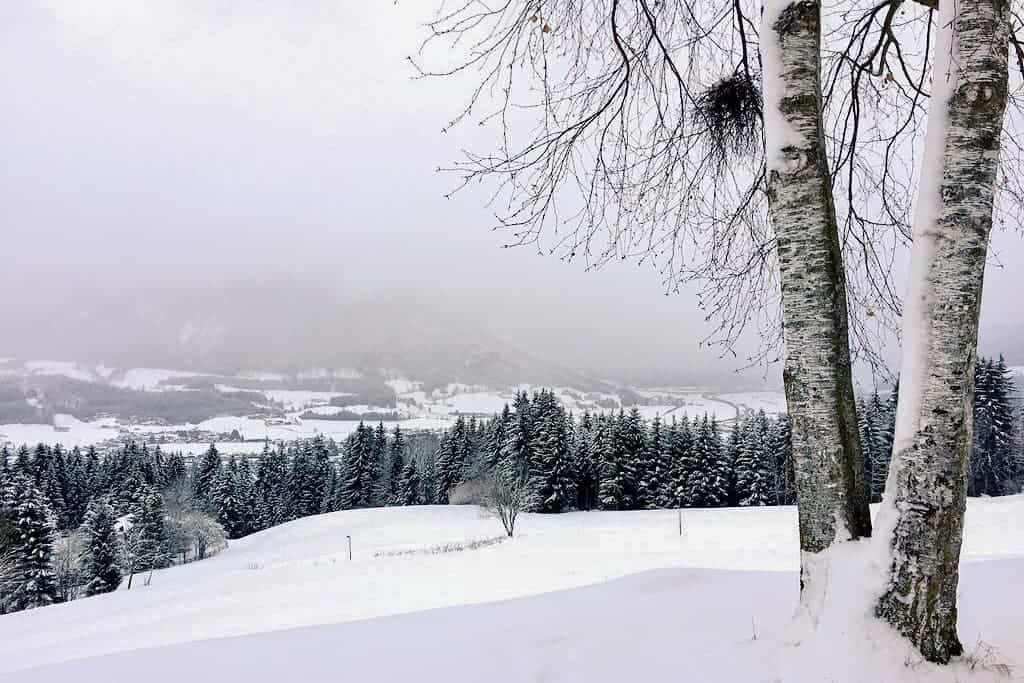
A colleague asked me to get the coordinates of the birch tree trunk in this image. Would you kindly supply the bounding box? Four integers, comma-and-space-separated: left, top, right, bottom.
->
760, 0, 873, 590
877, 0, 1009, 663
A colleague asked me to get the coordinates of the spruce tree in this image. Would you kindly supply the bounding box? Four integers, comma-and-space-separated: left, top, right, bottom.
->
723, 417, 744, 507
339, 424, 374, 509
614, 408, 645, 510
193, 444, 222, 505
132, 488, 170, 571
6, 475, 58, 611
666, 416, 694, 508
369, 423, 389, 506
434, 421, 468, 504
501, 397, 533, 482
396, 457, 423, 505
527, 391, 576, 513
734, 411, 773, 506
641, 416, 670, 509
573, 413, 599, 511
769, 415, 796, 506
81, 497, 123, 596
971, 356, 1017, 496
254, 444, 291, 529
597, 416, 627, 510
684, 415, 728, 507
387, 425, 407, 505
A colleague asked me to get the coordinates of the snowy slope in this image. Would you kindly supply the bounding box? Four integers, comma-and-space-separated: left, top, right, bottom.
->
1, 498, 1023, 682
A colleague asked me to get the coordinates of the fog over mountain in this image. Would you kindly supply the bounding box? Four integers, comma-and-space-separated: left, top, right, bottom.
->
2, 2, 1022, 390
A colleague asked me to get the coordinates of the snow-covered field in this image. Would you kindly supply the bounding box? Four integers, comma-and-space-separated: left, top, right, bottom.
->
1, 497, 1021, 682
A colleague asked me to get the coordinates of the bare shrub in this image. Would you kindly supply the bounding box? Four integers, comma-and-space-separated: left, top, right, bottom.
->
485, 467, 529, 538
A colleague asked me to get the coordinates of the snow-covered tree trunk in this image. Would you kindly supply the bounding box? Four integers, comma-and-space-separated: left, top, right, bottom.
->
760, 0, 872, 577
876, 0, 1009, 663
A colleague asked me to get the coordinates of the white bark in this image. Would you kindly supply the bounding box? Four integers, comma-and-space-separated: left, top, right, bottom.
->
760, 0, 872, 581
877, 0, 1009, 663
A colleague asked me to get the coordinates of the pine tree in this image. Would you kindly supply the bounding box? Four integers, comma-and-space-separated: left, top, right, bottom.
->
132, 488, 170, 571
666, 416, 695, 508
723, 417, 743, 507
254, 444, 291, 529
193, 444, 222, 505
597, 416, 627, 510
640, 416, 670, 509
527, 390, 576, 513
501, 397, 533, 482
80, 497, 123, 596
434, 418, 470, 504
369, 423, 389, 506
971, 356, 1017, 496
212, 457, 254, 539
387, 426, 407, 505
769, 415, 796, 506
614, 408, 646, 510
573, 413, 600, 511
734, 411, 773, 506
486, 405, 512, 471
339, 424, 374, 509
396, 457, 423, 505
684, 415, 729, 507
420, 455, 438, 505
6, 475, 58, 611
859, 391, 894, 502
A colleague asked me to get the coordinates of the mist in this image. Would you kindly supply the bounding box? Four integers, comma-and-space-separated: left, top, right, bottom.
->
2, 1, 1022, 388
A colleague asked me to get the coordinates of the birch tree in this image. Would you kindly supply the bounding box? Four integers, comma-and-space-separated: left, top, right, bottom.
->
761, 0, 872, 565
416, 0, 874, 598
875, 0, 1010, 662
419, 0, 1020, 665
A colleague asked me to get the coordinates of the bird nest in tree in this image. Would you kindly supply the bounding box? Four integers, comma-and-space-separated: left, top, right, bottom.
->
695, 72, 763, 166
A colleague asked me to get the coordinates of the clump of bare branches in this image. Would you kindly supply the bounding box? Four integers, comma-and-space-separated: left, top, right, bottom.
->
415, 0, 1024, 374
696, 72, 763, 166
486, 466, 529, 538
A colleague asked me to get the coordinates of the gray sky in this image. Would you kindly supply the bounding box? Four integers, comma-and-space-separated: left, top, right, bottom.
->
2, 1, 1022, 383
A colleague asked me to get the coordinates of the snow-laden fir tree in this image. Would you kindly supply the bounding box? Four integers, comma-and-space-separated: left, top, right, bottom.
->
339, 423, 375, 509
665, 416, 694, 508
527, 390, 576, 513
500, 395, 533, 483
6, 474, 58, 611
134, 488, 171, 572
396, 456, 423, 506
735, 411, 774, 507
858, 391, 895, 503
683, 416, 728, 508
387, 425, 406, 505
432, 432, 460, 505
971, 356, 1017, 496
211, 457, 251, 539
642, 416, 671, 509
572, 413, 600, 511
80, 497, 123, 597
192, 444, 222, 505
597, 415, 629, 510
614, 408, 646, 510
722, 419, 742, 507
369, 423, 389, 506
254, 444, 291, 530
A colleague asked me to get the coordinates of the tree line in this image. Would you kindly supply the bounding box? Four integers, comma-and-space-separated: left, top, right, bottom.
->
1, 362, 1019, 616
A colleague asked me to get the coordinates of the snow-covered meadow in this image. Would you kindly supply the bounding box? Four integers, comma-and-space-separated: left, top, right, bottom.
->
1, 497, 1021, 682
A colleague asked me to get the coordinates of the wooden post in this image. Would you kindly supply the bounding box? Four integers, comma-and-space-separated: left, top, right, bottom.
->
347, 535, 352, 561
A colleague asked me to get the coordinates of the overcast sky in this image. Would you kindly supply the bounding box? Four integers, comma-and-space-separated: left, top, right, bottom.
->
2, 1, 1022, 383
